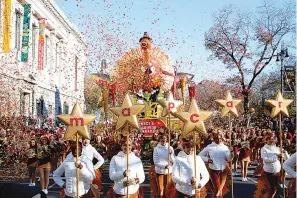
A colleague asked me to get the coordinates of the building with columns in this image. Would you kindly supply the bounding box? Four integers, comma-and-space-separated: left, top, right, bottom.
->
0, 0, 87, 121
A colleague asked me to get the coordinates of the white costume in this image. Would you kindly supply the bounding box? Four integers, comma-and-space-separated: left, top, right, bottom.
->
172, 151, 209, 196
261, 144, 281, 173
153, 143, 175, 174
82, 144, 104, 170
199, 142, 230, 171
109, 151, 145, 195
53, 153, 95, 197
283, 152, 296, 178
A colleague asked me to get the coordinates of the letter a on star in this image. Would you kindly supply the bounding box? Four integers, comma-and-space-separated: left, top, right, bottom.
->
57, 103, 97, 140
110, 94, 145, 130
266, 91, 293, 117
176, 99, 212, 137
215, 90, 241, 117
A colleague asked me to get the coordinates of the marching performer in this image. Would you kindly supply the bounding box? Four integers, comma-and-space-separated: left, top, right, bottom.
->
109, 138, 145, 198
172, 140, 209, 198
283, 152, 296, 198
260, 133, 282, 198
153, 134, 175, 198
149, 132, 159, 197
82, 137, 104, 170
53, 141, 95, 198
238, 135, 250, 182
25, 139, 38, 187
199, 130, 230, 198
37, 134, 52, 195
82, 137, 105, 195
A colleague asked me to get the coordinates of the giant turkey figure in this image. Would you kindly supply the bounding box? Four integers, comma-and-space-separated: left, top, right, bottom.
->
110, 32, 175, 103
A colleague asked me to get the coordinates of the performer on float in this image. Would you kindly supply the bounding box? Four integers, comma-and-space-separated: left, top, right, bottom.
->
172, 139, 209, 198
153, 134, 175, 198
135, 89, 145, 104
109, 138, 145, 198
37, 134, 52, 195
283, 152, 296, 198
53, 141, 95, 198
260, 132, 282, 198
198, 130, 230, 198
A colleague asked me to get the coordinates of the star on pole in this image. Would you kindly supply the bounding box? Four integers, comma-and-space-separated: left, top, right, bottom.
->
215, 90, 242, 117
157, 93, 183, 117
110, 94, 145, 130
57, 103, 96, 140
266, 91, 293, 117
176, 99, 212, 137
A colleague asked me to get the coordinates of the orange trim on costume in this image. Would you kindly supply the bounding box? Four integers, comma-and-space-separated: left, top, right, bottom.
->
38, 162, 51, 169
149, 165, 159, 196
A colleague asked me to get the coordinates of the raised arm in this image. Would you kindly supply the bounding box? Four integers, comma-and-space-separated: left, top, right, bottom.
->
92, 147, 104, 169
198, 147, 209, 163
283, 152, 297, 178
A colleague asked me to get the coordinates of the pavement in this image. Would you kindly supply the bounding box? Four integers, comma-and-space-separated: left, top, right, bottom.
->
0, 161, 293, 198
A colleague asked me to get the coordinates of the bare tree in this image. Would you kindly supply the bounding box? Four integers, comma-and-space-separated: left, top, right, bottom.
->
205, 1, 295, 114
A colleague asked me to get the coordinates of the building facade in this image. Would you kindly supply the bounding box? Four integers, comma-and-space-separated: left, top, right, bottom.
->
0, 0, 87, 121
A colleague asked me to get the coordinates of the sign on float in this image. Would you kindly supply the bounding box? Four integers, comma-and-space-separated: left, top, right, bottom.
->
139, 119, 166, 137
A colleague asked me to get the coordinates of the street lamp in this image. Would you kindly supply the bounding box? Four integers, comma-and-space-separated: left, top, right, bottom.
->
276, 44, 289, 94
275, 44, 290, 198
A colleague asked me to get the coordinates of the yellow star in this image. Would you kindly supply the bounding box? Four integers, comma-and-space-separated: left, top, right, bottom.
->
57, 103, 96, 140
266, 91, 293, 117
110, 94, 145, 130
157, 93, 183, 117
176, 99, 212, 137
215, 90, 241, 117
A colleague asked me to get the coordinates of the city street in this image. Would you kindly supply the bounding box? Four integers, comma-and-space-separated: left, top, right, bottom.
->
0, 0, 295, 198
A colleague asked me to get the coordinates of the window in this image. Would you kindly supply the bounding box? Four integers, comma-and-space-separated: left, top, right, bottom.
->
74, 56, 78, 91
55, 42, 59, 70
20, 92, 25, 116
15, 11, 21, 50
63, 102, 69, 114
21, 92, 30, 116
32, 25, 37, 60
45, 35, 48, 66
48, 104, 52, 115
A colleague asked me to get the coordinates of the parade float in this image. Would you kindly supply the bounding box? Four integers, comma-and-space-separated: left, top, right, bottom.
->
106, 32, 195, 137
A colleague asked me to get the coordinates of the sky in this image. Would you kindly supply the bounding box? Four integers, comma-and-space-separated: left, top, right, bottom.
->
55, 0, 293, 83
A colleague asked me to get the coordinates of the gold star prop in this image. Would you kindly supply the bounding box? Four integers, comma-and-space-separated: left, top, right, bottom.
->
176, 99, 212, 137
215, 90, 241, 117
266, 91, 293, 117
110, 94, 145, 130
57, 103, 96, 140
157, 93, 183, 117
